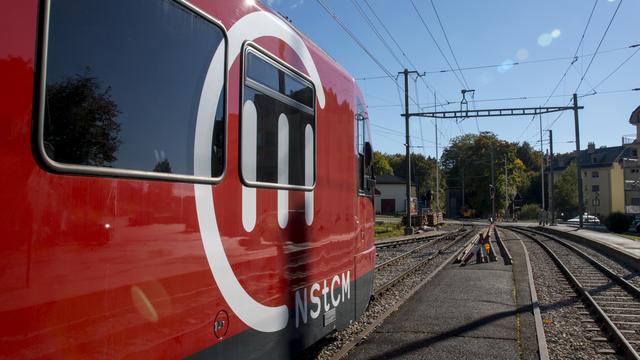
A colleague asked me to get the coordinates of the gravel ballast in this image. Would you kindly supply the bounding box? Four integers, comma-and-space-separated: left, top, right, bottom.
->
513, 230, 617, 360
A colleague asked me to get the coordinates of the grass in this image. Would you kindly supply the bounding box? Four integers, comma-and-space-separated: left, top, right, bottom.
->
374, 223, 405, 240
620, 233, 640, 241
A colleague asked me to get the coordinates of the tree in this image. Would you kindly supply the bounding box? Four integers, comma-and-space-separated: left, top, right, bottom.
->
44, 72, 121, 166
441, 132, 526, 216
373, 151, 393, 176
554, 162, 578, 219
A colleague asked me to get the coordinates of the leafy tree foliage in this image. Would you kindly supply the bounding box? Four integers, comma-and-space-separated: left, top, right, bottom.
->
441, 132, 529, 216
374, 152, 446, 210
44, 73, 121, 166
373, 151, 393, 176
554, 162, 578, 219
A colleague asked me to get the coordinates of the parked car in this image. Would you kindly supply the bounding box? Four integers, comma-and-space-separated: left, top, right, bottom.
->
632, 218, 640, 232
566, 214, 600, 224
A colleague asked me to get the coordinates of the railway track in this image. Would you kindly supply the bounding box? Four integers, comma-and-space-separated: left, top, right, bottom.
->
511, 226, 640, 359
375, 225, 466, 249
374, 226, 475, 296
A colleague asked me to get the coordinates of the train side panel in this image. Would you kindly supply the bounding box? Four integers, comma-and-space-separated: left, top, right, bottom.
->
0, 0, 376, 358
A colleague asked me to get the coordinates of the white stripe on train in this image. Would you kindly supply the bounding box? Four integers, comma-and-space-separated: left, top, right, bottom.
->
194, 10, 326, 333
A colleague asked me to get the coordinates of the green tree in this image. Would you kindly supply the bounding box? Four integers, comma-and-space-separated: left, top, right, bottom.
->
386, 152, 446, 210
441, 132, 533, 217
44, 72, 121, 166
554, 162, 578, 220
373, 151, 393, 176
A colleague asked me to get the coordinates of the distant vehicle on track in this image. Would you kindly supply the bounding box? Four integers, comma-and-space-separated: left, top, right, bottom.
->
0, 0, 376, 358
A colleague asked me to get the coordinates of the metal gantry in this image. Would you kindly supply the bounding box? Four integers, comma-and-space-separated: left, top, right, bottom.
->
397, 78, 585, 226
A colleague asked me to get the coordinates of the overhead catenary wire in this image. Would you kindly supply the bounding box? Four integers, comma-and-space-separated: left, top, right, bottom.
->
408, 0, 466, 89
518, 0, 599, 141
587, 47, 640, 94
574, 0, 624, 94
315, 0, 419, 107
361, 0, 451, 106
545, 0, 625, 131
350, 0, 405, 69
429, 0, 470, 89
356, 44, 637, 80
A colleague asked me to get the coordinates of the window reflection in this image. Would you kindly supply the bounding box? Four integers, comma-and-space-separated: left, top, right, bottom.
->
43, 0, 226, 178
242, 49, 316, 188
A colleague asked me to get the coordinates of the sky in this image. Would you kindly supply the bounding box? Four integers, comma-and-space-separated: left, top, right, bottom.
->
267, 0, 639, 159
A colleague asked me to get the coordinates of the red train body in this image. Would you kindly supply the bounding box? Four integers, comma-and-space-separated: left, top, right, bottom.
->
0, 0, 376, 358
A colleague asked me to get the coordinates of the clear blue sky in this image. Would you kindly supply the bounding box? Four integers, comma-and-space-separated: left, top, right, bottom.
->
267, 0, 639, 158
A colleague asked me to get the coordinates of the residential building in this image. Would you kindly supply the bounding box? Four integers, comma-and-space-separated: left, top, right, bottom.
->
551, 143, 630, 218
551, 106, 640, 217
623, 105, 640, 214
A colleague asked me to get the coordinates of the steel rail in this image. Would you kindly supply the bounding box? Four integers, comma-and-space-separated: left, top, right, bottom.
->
375, 230, 465, 270
374, 228, 476, 297
512, 227, 640, 360
511, 229, 549, 360
494, 227, 513, 265
375, 226, 464, 249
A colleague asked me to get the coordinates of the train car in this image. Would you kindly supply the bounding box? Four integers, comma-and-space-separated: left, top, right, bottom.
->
0, 0, 376, 358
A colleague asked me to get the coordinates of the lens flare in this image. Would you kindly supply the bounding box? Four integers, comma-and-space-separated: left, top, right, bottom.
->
516, 48, 529, 60
537, 33, 553, 47
551, 29, 561, 38
498, 59, 515, 73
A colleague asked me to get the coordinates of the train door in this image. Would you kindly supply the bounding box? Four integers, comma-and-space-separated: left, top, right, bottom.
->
354, 99, 375, 317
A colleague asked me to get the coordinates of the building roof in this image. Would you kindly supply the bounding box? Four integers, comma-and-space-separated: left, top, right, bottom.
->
630, 105, 640, 125
376, 174, 407, 184
552, 145, 634, 171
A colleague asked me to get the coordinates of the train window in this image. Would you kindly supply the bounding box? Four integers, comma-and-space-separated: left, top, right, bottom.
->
241, 47, 315, 190
40, 0, 226, 182
356, 100, 373, 194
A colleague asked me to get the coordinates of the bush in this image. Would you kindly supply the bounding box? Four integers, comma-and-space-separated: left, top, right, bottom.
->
518, 204, 540, 220
605, 212, 631, 233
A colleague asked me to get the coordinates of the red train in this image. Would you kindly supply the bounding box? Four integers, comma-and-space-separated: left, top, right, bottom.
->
0, 0, 376, 358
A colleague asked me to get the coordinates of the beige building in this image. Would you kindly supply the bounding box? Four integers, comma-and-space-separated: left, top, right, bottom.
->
551, 106, 640, 218
552, 144, 628, 218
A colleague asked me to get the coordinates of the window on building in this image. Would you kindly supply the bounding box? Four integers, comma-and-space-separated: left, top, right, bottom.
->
241, 47, 315, 189
632, 198, 640, 206
592, 171, 599, 178
592, 185, 600, 192
41, 0, 226, 182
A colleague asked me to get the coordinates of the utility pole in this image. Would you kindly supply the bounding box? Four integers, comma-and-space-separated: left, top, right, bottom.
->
547, 130, 556, 225
400, 69, 421, 234
461, 159, 465, 210
573, 93, 584, 229
491, 147, 495, 220
539, 110, 545, 214
505, 155, 509, 221
403, 69, 412, 234
435, 91, 439, 211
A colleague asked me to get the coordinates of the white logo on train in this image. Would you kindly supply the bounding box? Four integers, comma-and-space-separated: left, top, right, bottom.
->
193, 10, 341, 333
